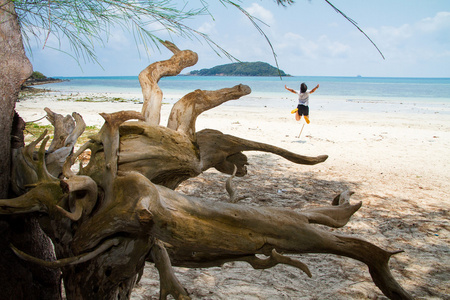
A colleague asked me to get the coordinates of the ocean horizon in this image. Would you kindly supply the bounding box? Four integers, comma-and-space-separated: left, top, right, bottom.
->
39, 75, 450, 115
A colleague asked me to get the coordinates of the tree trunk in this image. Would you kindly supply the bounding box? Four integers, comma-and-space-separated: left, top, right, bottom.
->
0, 1, 61, 299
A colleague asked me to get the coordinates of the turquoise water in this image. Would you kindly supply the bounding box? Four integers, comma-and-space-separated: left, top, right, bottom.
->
42, 76, 450, 114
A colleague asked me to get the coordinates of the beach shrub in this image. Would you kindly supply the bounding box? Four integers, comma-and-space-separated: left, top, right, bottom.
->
30, 71, 47, 79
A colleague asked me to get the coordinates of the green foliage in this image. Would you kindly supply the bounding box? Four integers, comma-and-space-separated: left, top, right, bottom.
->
12, 0, 294, 64
24, 122, 99, 145
30, 71, 46, 79
13, 0, 206, 63
12, 0, 383, 69
189, 62, 289, 76
56, 95, 140, 103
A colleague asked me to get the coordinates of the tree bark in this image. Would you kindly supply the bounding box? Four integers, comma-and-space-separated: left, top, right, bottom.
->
0, 1, 61, 299
0, 0, 32, 197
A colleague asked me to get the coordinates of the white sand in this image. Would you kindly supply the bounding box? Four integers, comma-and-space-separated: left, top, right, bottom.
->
16, 91, 450, 299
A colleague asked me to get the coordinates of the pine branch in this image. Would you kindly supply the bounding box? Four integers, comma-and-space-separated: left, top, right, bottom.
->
323, 0, 385, 59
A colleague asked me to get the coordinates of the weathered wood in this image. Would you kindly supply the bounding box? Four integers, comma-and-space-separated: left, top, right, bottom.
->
117, 122, 202, 189
196, 128, 328, 175
97, 110, 144, 209
167, 84, 251, 139
56, 175, 98, 222
45, 110, 86, 177
151, 239, 190, 300
45, 108, 76, 153
139, 41, 198, 125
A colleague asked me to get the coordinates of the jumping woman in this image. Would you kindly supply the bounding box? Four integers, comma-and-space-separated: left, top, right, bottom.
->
285, 83, 319, 124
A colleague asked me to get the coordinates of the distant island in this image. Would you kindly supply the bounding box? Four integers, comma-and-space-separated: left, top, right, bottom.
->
23, 71, 64, 87
188, 61, 290, 77
20, 71, 65, 95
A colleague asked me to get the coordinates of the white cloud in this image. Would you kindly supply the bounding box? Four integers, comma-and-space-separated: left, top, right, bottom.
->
368, 24, 413, 47
278, 32, 317, 56
368, 11, 450, 48
107, 29, 131, 51
198, 21, 217, 35
417, 11, 450, 33
317, 35, 350, 58
276, 32, 350, 60
352, 10, 450, 71
245, 3, 275, 26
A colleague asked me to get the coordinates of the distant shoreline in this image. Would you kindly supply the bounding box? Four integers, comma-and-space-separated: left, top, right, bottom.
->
19, 77, 66, 96
183, 73, 292, 77
23, 77, 66, 87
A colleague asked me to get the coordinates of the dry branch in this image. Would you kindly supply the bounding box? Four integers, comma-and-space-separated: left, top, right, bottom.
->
10, 238, 119, 269
139, 41, 198, 125
97, 110, 144, 209
43, 109, 86, 177
55, 175, 98, 221
167, 84, 251, 139
196, 129, 328, 175
151, 239, 190, 300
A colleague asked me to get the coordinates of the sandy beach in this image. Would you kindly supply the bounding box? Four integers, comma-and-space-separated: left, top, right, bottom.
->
15, 91, 450, 299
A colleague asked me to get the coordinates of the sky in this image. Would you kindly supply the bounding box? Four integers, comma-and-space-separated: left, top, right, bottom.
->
26, 0, 450, 77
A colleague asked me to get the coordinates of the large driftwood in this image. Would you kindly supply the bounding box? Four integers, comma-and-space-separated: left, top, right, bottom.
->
114, 122, 328, 189
1, 42, 413, 300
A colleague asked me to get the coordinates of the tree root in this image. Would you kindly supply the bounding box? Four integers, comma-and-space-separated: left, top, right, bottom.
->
55, 175, 98, 222
10, 238, 119, 269
226, 164, 247, 203
151, 239, 190, 300
45, 109, 85, 177
196, 129, 328, 175
302, 190, 362, 228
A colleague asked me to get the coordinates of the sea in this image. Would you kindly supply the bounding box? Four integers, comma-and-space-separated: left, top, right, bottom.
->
40, 76, 450, 115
